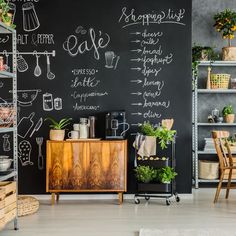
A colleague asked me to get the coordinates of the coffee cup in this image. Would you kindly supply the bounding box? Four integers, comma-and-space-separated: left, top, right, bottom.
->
68, 130, 79, 139
73, 123, 80, 131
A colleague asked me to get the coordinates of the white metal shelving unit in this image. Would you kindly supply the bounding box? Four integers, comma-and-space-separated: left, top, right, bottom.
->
0, 21, 18, 230
193, 61, 236, 188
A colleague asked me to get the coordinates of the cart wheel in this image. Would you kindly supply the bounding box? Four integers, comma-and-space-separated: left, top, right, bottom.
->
145, 196, 150, 201
166, 199, 171, 206
134, 197, 140, 204
175, 196, 180, 202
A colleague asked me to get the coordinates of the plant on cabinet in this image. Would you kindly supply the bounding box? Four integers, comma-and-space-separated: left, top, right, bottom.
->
214, 9, 236, 60
45, 117, 72, 141
222, 105, 235, 123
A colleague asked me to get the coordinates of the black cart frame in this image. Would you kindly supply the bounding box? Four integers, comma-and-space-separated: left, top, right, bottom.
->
134, 137, 180, 205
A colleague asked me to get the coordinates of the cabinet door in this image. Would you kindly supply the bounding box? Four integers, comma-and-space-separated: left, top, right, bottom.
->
86, 141, 127, 191
47, 142, 87, 191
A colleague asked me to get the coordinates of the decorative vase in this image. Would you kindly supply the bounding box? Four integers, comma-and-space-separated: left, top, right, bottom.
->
222, 47, 236, 61
225, 114, 235, 123
49, 129, 65, 141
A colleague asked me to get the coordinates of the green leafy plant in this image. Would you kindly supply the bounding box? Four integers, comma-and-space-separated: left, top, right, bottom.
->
140, 122, 176, 149
45, 117, 72, 130
214, 9, 236, 46
156, 166, 177, 184
134, 165, 156, 183
0, 0, 16, 29
222, 105, 234, 116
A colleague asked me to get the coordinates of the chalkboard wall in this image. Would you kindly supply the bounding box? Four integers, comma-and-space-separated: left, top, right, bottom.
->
0, 0, 192, 194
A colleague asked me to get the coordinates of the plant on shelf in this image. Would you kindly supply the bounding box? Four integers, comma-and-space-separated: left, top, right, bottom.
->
134, 165, 156, 183
45, 117, 72, 141
222, 104, 235, 123
156, 166, 177, 184
0, 0, 16, 28
214, 9, 236, 60
192, 44, 219, 77
140, 122, 176, 149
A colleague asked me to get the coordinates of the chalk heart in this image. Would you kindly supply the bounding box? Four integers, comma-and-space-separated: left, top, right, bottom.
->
75, 26, 87, 35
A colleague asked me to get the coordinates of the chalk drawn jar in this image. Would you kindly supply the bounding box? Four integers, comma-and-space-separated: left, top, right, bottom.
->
54, 98, 62, 110
43, 93, 53, 111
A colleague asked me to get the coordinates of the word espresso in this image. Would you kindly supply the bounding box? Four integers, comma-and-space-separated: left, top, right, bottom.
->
63, 27, 110, 60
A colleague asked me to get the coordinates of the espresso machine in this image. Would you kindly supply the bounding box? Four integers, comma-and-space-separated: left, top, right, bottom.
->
105, 111, 130, 139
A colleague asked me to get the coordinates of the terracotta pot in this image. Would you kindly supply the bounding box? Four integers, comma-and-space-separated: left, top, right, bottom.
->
222, 47, 236, 61
49, 129, 65, 141
225, 114, 235, 123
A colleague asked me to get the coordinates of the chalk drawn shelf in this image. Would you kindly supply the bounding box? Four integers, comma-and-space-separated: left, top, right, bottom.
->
193, 61, 236, 189
0, 24, 18, 231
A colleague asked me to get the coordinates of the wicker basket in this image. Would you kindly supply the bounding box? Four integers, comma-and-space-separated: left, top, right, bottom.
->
17, 196, 39, 217
210, 73, 230, 89
199, 160, 219, 180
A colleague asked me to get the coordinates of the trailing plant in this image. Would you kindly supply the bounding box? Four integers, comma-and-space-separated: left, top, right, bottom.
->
214, 9, 236, 47
45, 117, 72, 130
0, 0, 16, 28
222, 105, 234, 116
156, 166, 177, 184
134, 165, 156, 183
140, 122, 176, 149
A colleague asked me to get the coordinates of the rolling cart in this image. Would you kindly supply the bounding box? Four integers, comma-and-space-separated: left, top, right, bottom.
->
134, 137, 180, 205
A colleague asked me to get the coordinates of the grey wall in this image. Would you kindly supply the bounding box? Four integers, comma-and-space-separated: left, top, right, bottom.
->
193, 1, 236, 152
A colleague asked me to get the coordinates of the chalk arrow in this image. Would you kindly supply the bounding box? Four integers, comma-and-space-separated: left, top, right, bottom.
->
130, 32, 141, 35
131, 103, 142, 106
131, 67, 141, 71
131, 123, 142, 126
131, 92, 142, 96
131, 40, 140, 43
131, 112, 142, 116
130, 58, 141, 62
130, 49, 142, 53
130, 79, 142, 84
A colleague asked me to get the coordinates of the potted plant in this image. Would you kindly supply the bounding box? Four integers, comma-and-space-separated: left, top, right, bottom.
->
222, 105, 235, 123
156, 166, 177, 184
214, 9, 236, 60
140, 122, 176, 149
0, 0, 15, 28
134, 165, 156, 183
45, 117, 72, 141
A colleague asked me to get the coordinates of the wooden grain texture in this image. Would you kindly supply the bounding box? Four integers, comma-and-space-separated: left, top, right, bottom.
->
46, 140, 127, 192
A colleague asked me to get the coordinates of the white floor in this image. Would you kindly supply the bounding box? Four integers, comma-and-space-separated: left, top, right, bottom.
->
2, 188, 236, 236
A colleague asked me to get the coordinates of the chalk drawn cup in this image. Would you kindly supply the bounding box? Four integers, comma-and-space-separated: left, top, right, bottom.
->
68, 130, 79, 139
22, 2, 40, 32
105, 51, 117, 68
73, 124, 80, 131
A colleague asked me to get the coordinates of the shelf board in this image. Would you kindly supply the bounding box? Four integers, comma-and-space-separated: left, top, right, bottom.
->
0, 21, 15, 34
197, 123, 236, 126
197, 89, 236, 94
0, 127, 16, 133
198, 61, 236, 66
198, 179, 236, 183
0, 70, 15, 78
0, 171, 17, 181
197, 150, 236, 154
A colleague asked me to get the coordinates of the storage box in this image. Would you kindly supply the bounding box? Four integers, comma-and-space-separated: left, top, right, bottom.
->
0, 182, 17, 230
199, 160, 219, 179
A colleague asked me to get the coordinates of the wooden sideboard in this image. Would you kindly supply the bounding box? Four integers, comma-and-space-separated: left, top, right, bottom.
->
46, 140, 127, 204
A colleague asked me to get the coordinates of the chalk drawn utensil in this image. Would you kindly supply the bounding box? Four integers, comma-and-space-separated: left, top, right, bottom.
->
22, 2, 40, 32
9, 89, 41, 107
18, 140, 33, 166
34, 51, 41, 77
36, 137, 44, 170
46, 53, 55, 80
30, 117, 43, 137
114, 55, 120, 70
17, 112, 35, 138
17, 53, 28, 72
2, 134, 10, 152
